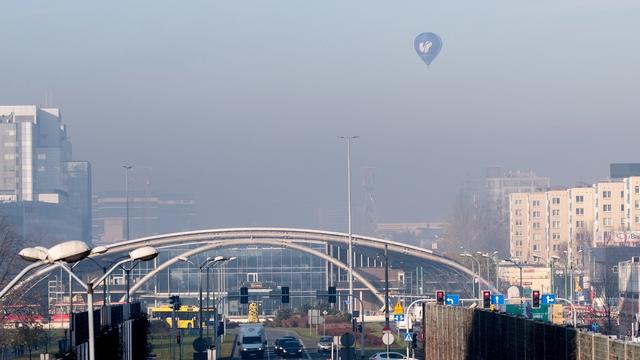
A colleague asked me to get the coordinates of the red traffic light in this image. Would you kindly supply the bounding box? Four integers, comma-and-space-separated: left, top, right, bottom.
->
436, 290, 445, 305
532, 290, 541, 309
482, 290, 491, 308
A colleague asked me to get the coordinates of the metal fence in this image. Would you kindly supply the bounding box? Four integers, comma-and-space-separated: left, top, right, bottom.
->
423, 303, 640, 360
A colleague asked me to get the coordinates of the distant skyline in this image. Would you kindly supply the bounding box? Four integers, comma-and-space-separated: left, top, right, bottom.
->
2, 0, 639, 230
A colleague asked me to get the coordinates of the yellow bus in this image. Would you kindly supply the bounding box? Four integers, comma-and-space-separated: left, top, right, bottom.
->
148, 304, 201, 329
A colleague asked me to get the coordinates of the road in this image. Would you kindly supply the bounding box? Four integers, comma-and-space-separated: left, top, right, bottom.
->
230, 327, 328, 360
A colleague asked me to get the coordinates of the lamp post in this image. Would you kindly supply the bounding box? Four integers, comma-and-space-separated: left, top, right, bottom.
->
481, 251, 499, 291
339, 135, 358, 313
69, 246, 158, 360
550, 255, 561, 295
461, 253, 480, 298
122, 165, 133, 241
504, 258, 523, 303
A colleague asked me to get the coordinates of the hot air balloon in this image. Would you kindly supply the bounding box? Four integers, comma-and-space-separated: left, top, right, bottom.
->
414, 32, 442, 66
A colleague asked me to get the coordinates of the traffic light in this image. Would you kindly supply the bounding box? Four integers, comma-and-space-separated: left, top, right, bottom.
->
328, 286, 337, 304
436, 290, 445, 305
240, 287, 249, 304
169, 295, 181, 310
482, 291, 491, 309
281, 286, 290, 303
357, 323, 363, 333
352, 318, 358, 332
532, 290, 541, 309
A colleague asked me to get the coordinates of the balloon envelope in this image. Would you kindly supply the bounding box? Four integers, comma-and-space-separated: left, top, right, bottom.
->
414, 32, 442, 66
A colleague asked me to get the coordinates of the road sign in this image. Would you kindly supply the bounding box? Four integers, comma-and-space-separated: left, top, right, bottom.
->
394, 314, 405, 322
445, 294, 459, 306
382, 325, 391, 334
382, 333, 395, 346
492, 294, 504, 305
542, 294, 556, 305
404, 332, 413, 342
393, 300, 404, 315
193, 337, 210, 352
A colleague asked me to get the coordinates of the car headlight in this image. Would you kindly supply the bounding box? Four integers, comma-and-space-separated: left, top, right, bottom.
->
283, 350, 287, 353
298, 349, 302, 352
258, 348, 262, 351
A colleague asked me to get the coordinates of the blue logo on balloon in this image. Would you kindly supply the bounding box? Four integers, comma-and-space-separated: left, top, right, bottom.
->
414, 32, 442, 66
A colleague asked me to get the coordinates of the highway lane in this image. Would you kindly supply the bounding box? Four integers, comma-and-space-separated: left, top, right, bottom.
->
231, 327, 327, 360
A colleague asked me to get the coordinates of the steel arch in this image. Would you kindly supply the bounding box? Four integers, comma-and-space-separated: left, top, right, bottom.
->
121, 239, 386, 304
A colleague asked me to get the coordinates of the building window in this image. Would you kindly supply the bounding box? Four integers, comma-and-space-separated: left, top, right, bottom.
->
515, 220, 522, 226
603, 218, 611, 226
576, 233, 585, 241
515, 230, 522, 236
515, 210, 522, 216
552, 197, 560, 204
552, 221, 560, 228
532, 200, 540, 207
552, 209, 560, 216
552, 233, 560, 240
533, 244, 539, 251
621, 204, 625, 211
515, 199, 522, 205
576, 208, 584, 215
621, 191, 625, 198
576, 195, 584, 203
636, 216, 640, 224
635, 200, 639, 209
603, 191, 612, 198
636, 186, 640, 194
533, 222, 540, 229
533, 211, 541, 218
603, 204, 612, 212
37, 154, 46, 160
576, 220, 584, 228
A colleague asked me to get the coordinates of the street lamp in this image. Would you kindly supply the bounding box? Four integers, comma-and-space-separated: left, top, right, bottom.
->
338, 135, 358, 313
550, 255, 561, 295
481, 251, 499, 290
461, 253, 480, 298
504, 258, 523, 303
122, 165, 133, 241
63, 245, 158, 360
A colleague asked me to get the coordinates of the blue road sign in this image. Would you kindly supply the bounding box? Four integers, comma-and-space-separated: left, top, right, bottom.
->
404, 332, 413, 342
492, 294, 504, 305
445, 294, 459, 306
542, 294, 556, 305
394, 314, 405, 322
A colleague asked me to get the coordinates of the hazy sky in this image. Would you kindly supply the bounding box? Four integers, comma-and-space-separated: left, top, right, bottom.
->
1, 1, 639, 229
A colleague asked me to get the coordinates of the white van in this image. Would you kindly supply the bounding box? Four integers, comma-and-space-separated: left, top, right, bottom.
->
238, 323, 266, 359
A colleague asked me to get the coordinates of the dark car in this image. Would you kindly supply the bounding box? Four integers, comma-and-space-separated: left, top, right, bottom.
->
274, 336, 297, 356
280, 339, 303, 358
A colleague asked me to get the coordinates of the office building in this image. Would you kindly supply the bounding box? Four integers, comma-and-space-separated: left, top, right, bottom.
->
0, 105, 91, 245
618, 257, 640, 336
92, 193, 196, 244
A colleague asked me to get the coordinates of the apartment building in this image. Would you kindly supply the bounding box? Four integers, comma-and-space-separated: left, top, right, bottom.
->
509, 177, 640, 264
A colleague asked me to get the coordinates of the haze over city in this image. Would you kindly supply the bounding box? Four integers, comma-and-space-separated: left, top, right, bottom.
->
1, 0, 638, 229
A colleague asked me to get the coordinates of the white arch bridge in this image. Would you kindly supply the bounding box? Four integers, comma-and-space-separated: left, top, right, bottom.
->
22, 228, 496, 305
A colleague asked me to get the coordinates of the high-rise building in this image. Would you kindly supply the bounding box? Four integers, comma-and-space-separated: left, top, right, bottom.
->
0, 105, 91, 245
65, 161, 92, 243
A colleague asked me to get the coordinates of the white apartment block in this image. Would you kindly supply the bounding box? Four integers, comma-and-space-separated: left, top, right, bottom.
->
509, 177, 640, 264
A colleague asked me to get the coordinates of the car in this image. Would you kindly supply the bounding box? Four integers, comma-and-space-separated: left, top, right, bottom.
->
274, 336, 297, 356
317, 336, 333, 352
368, 352, 407, 360
280, 339, 304, 358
